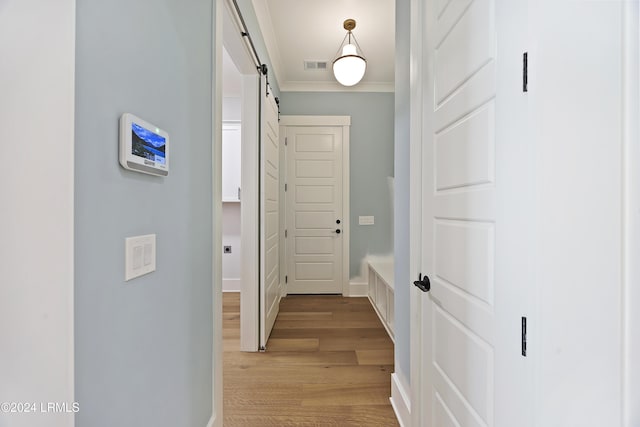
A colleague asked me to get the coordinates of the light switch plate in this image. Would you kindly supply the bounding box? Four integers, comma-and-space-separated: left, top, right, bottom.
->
359, 216, 375, 225
125, 234, 156, 281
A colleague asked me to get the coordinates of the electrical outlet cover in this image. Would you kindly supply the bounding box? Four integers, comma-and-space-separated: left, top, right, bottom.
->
125, 234, 156, 281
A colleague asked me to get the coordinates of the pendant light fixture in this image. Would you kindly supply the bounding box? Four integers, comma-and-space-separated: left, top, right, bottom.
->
332, 19, 367, 87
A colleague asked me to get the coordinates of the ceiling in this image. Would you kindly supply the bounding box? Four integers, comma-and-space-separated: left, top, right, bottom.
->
251, 0, 395, 92
223, 47, 242, 98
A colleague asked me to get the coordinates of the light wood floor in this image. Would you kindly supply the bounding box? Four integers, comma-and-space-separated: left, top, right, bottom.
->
223, 293, 400, 427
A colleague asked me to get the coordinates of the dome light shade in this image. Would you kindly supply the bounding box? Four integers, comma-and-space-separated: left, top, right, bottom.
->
333, 44, 367, 86
332, 19, 367, 87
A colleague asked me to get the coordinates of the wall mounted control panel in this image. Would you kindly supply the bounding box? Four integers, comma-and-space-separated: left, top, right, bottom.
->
119, 113, 169, 176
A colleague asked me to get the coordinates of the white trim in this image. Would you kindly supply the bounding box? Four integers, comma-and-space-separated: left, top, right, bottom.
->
259, 75, 281, 348
1, 2, 76, 423
279, 115, 351, 127
69, 3, 76, 423
369, 295, 394, 343
347, 281, 368, 297
390, 373, 411, 427
213, 0, 224, 424
408, 0, 424, 423
341, 123, 351, 296
367, 257, 395, 340
279, 80, 395, 93
280, 115, 351, 296
279, 125, 288, 298
222, 279, 241, 292
206, 413, 217, 427
222, 0, 261, 354
239, 75, 260, 352
622, 3, 640, 425
211, 0, 224, 426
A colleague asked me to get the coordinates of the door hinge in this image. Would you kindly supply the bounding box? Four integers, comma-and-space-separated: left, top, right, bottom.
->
285, 229, 288, 238
523, 52, 528, 93
285, 275, 288, 283
521, 316, 527, 357
285, 137, 288, 146
285, 183, 287, 192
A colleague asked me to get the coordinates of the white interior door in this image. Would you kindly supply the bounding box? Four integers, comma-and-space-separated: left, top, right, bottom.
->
416, 0, 532, 425
285, 125, 343, 294
259, 78, 280, 349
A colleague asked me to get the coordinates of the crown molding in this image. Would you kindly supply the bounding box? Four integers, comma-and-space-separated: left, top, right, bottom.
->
279, 80, 394, 93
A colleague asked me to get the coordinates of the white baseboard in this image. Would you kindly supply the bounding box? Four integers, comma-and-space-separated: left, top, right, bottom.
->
222, 278, 241, 292
390, 373, 411, 427
347, 280, 368, 297
206, 412, 216, 427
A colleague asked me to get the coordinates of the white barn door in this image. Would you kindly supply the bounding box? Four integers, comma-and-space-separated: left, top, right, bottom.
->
259, 77, 280, 349
414, 0, 533, 425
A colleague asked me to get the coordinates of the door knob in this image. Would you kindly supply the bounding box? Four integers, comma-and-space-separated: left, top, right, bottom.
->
413, 273, 431, 292
335, 229, 341, 234
336, 219, 341, 224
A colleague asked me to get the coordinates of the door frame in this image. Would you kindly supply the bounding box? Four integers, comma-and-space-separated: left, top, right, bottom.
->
279, 115, 351, 296
212, 0, 261, 424
220, 0, 261, 354
623, 3, 640, 425
408, 0, 425, 422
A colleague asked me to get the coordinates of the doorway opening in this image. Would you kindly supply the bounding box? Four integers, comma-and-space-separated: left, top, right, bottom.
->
221, 0, 261, 352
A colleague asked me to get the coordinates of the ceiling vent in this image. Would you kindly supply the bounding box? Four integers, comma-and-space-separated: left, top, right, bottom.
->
304, 60, 328, 71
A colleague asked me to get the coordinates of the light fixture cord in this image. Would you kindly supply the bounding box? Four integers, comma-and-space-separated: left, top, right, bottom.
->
333, 32, 350, 59
333, 30, 367, 60
351, 32, 366, 59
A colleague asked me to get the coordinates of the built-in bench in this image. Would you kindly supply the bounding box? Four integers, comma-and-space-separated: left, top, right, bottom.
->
367, 258, 394, 341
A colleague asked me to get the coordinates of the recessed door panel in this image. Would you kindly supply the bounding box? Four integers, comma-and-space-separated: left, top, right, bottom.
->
295, 236, 334, 255
434, 220, 494, 305
295, 211, 335, 229
295, 185, 334, 204
295, 262, 334, 281
296, 160, 334, 178
435, 102, 495, 191
434, 305, 492, 423
434, 393, 462, 427
435, 0, 495, 104
295, 134, 335, 152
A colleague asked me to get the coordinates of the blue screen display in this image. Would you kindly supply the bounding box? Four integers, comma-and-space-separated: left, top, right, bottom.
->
131, 123, 166, 165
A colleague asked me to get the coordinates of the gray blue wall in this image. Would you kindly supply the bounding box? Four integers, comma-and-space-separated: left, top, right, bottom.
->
394, 0, 411, 387
74, 1, 214, 425
279, 92, 394, 278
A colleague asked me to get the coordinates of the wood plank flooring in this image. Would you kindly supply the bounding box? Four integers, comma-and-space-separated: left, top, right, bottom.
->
223, 293, 400, 427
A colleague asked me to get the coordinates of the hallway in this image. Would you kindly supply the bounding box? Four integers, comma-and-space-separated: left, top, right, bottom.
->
223, 293, 400, 426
